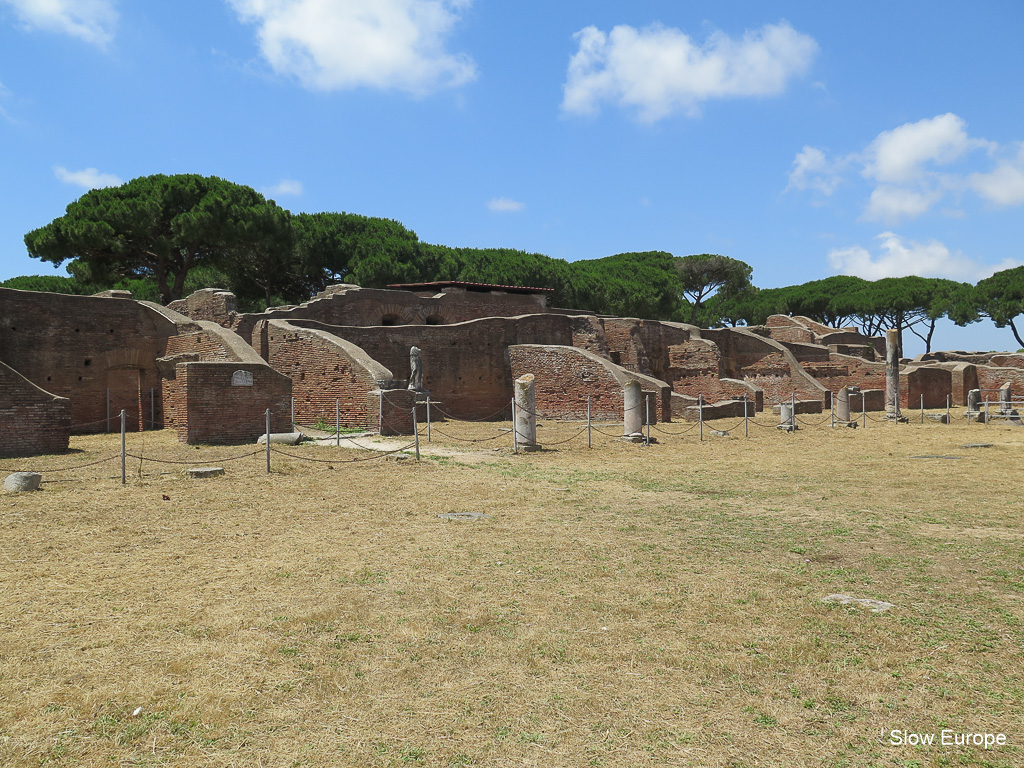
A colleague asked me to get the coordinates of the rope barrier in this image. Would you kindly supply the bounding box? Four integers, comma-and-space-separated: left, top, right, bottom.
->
651, 421, 699, 435
69, 417, 119, 430
432, 403, 512, 422
428, 426, 508, 443
537, 426, 590, 447
271, 442, 419, 464
2, 454, 120, 474
124, 450, 263, 465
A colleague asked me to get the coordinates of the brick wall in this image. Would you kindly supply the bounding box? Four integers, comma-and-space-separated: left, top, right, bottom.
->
171, 362, 292, 444
225, 285, 553, 344
291, 314, 575, 421
0, 361, 71, 458
0, 288, 180, 433
261, 321, 392, 429
508, 344, 670, 421
977, 365, 1024, 405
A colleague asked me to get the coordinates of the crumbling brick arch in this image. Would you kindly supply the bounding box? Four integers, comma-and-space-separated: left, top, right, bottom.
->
377, 303, 415, 326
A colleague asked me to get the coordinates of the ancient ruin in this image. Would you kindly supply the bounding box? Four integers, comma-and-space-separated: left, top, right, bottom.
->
4, 279, 1024, 457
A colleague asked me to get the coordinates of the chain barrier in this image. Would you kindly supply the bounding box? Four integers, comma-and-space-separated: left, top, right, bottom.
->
652, 421, 699, 435
794, 413, 834, 427
427, 426, 508, 443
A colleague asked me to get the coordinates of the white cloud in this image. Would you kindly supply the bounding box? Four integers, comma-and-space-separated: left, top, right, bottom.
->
862, 185, 943, 224
262, 179, 303, 196
54, 165, 122, 189
486, 197, 523, 213
227, 0, 476, 95
787, 145, 844, 196
1, 0, 117, 48
789, 113, 1024, 223
861, 113, 973, 184
969, 144, 1024, 206
562, 21, 818, 122
828, 232, 1019, 282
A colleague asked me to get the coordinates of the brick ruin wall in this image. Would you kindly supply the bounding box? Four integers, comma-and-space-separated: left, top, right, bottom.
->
259, 321, 392, 429
977, 365, 1024, 406
0, 361, 72, 458
218, 286, 552, 344
290, 313, 576, 421
165, 362, 291, 444
508, 344, 671, 422
0, 288, 176, 432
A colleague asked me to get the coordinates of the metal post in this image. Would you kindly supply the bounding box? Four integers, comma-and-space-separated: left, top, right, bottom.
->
150, 387, 155, 430
946, 394, 951, 424
587, 396, 592, 449
413, 405, 420, 462
106, 388, 111, 434
831, 393, 835, 428
790, 392, 796, 429
512, 398, 518, 454
862, 394, 866, 429
265, 408, 271, 474
378, 392, 384, 435
120, 409, 126, 485
426, 395, 432, 442
744, 395, 749, 438
921, 394, 925, 423
698, 394, 704, 442
644, 395, 650, 446
291, 396, 295, 428
985, 397, 989, 425
336, 398, 340, 447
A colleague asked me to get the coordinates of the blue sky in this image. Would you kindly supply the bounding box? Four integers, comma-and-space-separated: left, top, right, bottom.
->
2, 1, 1023, 353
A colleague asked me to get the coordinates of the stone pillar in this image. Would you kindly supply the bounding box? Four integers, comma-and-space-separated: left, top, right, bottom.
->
623, 380, 643, 437
999, 382, 1012, 413
837, 386, 851, 422
514, 374, 538, 451
967, 388, 981, 413
885, 329, 901, 419
778, 403, 794, 426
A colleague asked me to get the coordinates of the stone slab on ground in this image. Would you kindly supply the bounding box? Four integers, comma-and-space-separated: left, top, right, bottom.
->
821, 593, 895, 612
186, 467, 225, 478
256, 432, 305, 445
4, 472, 42, 492
437, 511, 491, 520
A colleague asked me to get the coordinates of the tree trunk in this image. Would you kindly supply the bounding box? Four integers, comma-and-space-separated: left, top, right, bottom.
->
1009, 318, 1024, 349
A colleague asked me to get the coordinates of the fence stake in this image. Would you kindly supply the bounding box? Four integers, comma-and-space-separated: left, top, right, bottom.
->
831, 392, 835, 428
587, 395, 592, 449
862, 394, 867, 429
291, 397, 295, 428
106, 388, 111, 434
512, 398, 518, 454
985, 397, 989, 425
644, 395, 650, 446
413, 405, 420, 462
150, 387, 155, 430
378, 393, 384, 435
946, 394, 951, 424
336, 399, 340, 447
426, 395, 432, 442
699, 394, 704, 442
744, 395, 749, 437
265, 408, 271, 473
791, 392, 796, 430
920, 394, 924, 423
120, 409, 126, 485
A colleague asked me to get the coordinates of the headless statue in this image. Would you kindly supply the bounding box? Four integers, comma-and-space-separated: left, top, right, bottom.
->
408, 346, 424, 391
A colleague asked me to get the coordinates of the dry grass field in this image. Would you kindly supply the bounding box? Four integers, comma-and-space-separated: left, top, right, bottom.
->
1, 412, 1022, 767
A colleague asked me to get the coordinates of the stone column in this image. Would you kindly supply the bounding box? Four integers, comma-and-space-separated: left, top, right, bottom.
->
967, 388, 981, 413
514, 374, 538, 451
623, 380, 643, 437
837, 386, 851, 422
999, 382, 1012, 413
885, 329, 901, 419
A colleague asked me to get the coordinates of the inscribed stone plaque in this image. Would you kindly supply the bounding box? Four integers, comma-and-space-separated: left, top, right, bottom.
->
231, 370, 254, 387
